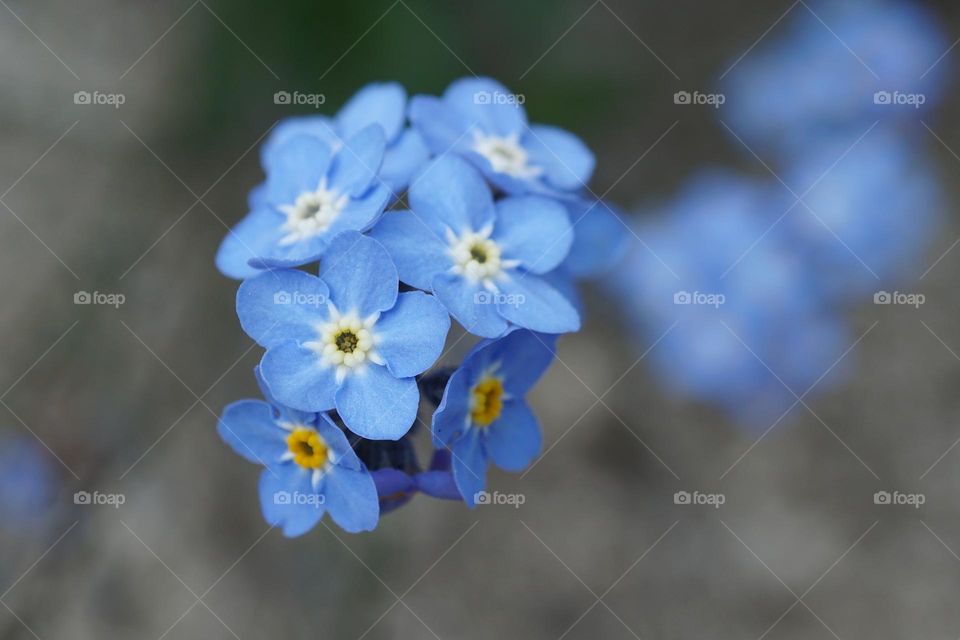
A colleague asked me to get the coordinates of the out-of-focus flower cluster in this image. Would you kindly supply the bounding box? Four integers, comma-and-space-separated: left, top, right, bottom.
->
611, 0, 948, 427
215, 79, 629, 535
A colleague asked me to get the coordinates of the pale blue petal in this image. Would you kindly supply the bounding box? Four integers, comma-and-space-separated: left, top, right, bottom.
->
443, 77, 527, 136
493, 196, 573, 274
217, 400, 287, 465
408, 155, 496, 236
564, 198, 631, 278
264, 135, 333, 206
259, 466, 324, 537
432, 272, 509, 338
336, 82, 406, 142
335, 364, 419, 440
431, 364, 473, 448
381, 128, 430, 192
261, 116, 338, 169
475, 329, 557, 396
375, 291, 450, 378
313, 414, 362, 471
260, 342, 338, 412
236, 270, 329, 348
320, 232, 398, 317
369, 211, 449, 290
322, 465, 379, 532
451, 429, 487, 507
327, 124, 386, 197
496, 274, 581, 334
483, 399, 541, 472
324, 184, 390, 237
408, 95, 474, 155
215, 208, 285, 280
523, 124, 595, 191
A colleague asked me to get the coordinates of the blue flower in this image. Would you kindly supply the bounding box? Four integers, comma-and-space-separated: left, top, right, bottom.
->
237, 231, 450, 440
409, 77, 595, 197
218, 370, 379, 536
0, 434, 58, 530
431, 329, 554, 506
562, 197, 631, 279
721, 0, 949, 154
371, 155, 580, 338
261, 82, 429, 194
368, 449, 460, 514
216, 124, 391, 279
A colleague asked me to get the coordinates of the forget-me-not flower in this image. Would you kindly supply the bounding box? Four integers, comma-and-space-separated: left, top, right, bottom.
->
237, 231, 450, 440
371, 155, 580, 338
432, 329, 555, 506
218, 369, 379, 536
216, 125, 391, 279
409, 77, 595, 197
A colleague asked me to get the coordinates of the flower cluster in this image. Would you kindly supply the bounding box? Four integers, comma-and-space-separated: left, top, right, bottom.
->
216, 79, 629, 535
611, 0, 948, 428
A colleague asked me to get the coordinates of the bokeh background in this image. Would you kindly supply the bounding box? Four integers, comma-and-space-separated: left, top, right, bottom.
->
3, 0, 960, 638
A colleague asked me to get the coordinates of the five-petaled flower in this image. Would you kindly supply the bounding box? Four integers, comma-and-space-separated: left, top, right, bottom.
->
218, 370, 379, 536
372, 154, 580, 338
216, 123, 391, 279
410, 77, 595, 198
237, 231, 450, 440
431, 329, 555, 506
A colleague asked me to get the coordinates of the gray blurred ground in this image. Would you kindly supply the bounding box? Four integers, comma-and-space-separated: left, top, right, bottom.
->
2, 1, 960, 638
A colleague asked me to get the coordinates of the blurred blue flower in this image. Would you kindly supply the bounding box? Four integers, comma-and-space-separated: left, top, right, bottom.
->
563, 197, 631, 279
261, 82, 429, 194
780, 128, 944, 299
722, 0, 949, 153
371, 155, 580, 338
218, 372, 379, 536
0, 435, 58, 530
237, 231, 450, 440
432, 329, 554, 506
216, 125, 391, 279
609, 170, 852, 426
410, 77, 595, 197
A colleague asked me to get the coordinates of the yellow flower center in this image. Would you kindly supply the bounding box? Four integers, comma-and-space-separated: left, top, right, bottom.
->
286, 427, 329, 469
470, 376, 504, 426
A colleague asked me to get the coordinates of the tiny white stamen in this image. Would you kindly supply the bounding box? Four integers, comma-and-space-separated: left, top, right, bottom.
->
471, 130, 542, 179
307, 303, 381, 382
447, 227, 509, 285
278, 177, 348, 245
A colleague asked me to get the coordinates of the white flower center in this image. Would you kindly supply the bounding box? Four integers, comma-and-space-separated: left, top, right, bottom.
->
277, 178, 348, 245
471, 131, 542, 179
446, 225, 519, 285
303, 304, 383, 383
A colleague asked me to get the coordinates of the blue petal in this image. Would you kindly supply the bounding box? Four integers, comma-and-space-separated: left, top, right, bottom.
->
253, 366, 316, 426
381, 128, 430, 193
259, 465, 324, 537
215, 208, 284, 280
374, 292, 450, 378
217, 400, 287, 465
408, 94, 474, 156
443, 77, 527, 136
483, 399, 541, 472
371, 468, 415, 514
324, 184, 390, 237
320, 232, 398, 317
313, 413, 362, 471
236, 270, 329, 348
475, 329, 557, 396
260, 342, 338, 412
369, 211, 450, 290
431, 364, 473, 447
264, 135, 333, 207
415, 470, 461, 500
408, 155, 496, 236
335, 364, 419, 440
327, 124, 386, 197
249, 233, 331, 270
523, 124, 595, 191
493, 196, 573, 274
432, 272, 509, 338
260, 116, 338, 169
322, 465, 379, 532
451, 429, 487, 507
496, 274, 581, 334
564, 198, 631, 278
336, 82, 406, 142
